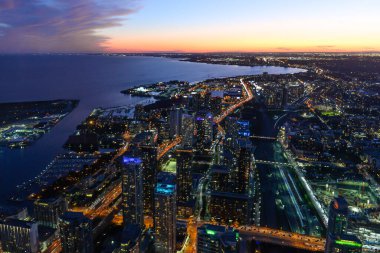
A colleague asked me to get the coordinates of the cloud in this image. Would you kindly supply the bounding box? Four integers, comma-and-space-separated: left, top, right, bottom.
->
275, 47, 291, 51
0, 0, 138, 53
315, 45, 336, 48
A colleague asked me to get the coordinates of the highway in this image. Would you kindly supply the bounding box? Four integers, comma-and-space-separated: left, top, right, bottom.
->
238, 225, 325, 252
179, 78, 327, 252
213, 79, 254, 124
42, 238, 62, 253
68, 182, 122, 220
157, 136, 182, 160
86, 182, 122, 219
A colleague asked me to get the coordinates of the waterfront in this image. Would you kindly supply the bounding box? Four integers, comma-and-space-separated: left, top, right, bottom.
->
0, 55, 303, 203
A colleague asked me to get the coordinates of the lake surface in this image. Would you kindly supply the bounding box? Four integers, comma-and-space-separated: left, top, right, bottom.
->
0, 55, 304, 203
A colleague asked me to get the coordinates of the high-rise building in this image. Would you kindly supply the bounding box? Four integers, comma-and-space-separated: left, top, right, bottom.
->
34, 197, 67, 228
0, 219, 39, 253
210, 96, 223, 116
208, 192, 254, 225
122, 156, 144, 227
281, 84, 288, 108
209, 165, 231, 193
169, 107, 183, 138
230, 139, 254, 194
197, 224, 239, 253
224, 117, 239, 142
58, 211, 93, 253
194, 111, 213, 152
154, 172, 176, 253
325, 196, 362, 253
140, 145, 158, 216
176, 149, 193, 204
191, 92, 211, 111
237, 120, 250, 137
127, 131, 158, 217
181, 113, 194, 148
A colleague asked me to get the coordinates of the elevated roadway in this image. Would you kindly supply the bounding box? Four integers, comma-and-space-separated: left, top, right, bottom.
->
238, 225, 325, 252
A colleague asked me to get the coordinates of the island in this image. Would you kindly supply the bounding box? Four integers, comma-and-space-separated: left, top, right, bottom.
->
0, 99, 79, 148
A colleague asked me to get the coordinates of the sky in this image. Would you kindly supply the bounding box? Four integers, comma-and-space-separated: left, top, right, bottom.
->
0, 0, 379, 53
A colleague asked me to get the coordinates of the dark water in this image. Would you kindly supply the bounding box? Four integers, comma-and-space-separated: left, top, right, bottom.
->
0, 55, 303, 202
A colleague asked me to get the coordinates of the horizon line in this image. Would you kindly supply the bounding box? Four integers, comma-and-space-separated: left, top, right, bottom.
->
1, 51, 380, 55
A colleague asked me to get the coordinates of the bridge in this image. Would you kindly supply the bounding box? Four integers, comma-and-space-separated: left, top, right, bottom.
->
255, 159, 331, 168
238, 225, 325, 252
250, 135, 277, 141
255, 159, 295, 167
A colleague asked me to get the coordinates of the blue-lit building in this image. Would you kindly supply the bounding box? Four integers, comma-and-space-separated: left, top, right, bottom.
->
197, 224, 239, 253
154, 172, 176, 253
325, 196, 362, 253
122, 156, 144, 228
237, 120, 250, 137
224, 117, 251, 151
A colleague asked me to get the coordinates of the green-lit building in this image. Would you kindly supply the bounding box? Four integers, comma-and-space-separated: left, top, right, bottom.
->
197, 224, 239, 253
325, 196, 362, 253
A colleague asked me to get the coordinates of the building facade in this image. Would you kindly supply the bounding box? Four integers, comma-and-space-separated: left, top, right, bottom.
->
197, 224, 239, 253
169, 107, 183, 138
176, 149, 193, 204
154, 173, 176, 253
140, 145, 158, 216
34, 197, 67, 228
325, 196, 362, 253
58, 211, 93, 253
0, 219, 39, 253
122, 156, 144, 227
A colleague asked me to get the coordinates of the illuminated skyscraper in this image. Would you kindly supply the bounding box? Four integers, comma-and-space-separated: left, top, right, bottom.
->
176, 149, 193, 204
208, 192, 254, 225
140, 145, 158, 216
58, 211, 93, 253
194, 111, 213, 152
209, 165, 230, 192
34, 197, 67, 228
0, 219, 39, 253
169, 107, 183, 138
191, 92, 211, 111
154, 172, 176, 253
231, 139, 254, 194
325, 196, 362, 253
122, 156, 144, 227
181, 113, 194, 148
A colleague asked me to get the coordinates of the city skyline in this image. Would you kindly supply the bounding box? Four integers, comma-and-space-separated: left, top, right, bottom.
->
0, 0, 380, 53
0, 1, 379, 252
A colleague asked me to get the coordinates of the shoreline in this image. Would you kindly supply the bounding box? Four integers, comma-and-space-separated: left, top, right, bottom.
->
0, 56, 304, 205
